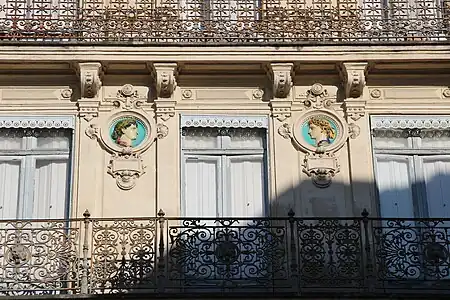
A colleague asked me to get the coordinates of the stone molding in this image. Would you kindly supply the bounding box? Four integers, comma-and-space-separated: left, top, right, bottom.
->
371, 115, 450, 130
181, 115, 269, 128
0, 115, 75, 129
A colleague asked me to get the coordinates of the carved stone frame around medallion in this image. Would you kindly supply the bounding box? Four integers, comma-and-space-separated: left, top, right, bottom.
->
291, 109, 349, 154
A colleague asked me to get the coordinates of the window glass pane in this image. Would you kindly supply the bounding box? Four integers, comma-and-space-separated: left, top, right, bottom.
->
0, 130, 23, 150
372, 129, 412, 149
36, 136, 70, 149
35, 130, 71, 149
182, 128, 219, 149
31, 159, 68, 219
418, 130, 450, 149
0, 160, 21, 219
228, 128, 264, 149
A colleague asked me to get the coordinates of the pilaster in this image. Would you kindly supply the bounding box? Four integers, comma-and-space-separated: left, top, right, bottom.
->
339, 61, 375, 215
150, 62, 180, 216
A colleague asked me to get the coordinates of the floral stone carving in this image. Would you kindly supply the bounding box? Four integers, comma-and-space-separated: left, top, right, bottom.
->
107, 150, 146, 190
86, 111, 156, 190
303, 152, 340, 188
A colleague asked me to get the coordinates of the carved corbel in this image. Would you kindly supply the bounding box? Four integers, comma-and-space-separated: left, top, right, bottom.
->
152, 63, 178, 99
78, 62, 103, 99
339, 62, 368, 99
269, 63, 294, 99
303, 152, 340, 188
107, 150, 146, 190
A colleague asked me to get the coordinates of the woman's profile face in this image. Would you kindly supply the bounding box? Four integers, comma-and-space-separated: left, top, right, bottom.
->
308, 123, 323, 140
122, 123, 138, 140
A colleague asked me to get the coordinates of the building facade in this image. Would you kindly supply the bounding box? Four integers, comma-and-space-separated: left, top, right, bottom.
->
0, 0, 450, 296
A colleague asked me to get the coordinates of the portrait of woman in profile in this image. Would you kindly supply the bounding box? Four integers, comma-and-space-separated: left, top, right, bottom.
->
307, 117, 336, 147
111, 118, 138, 147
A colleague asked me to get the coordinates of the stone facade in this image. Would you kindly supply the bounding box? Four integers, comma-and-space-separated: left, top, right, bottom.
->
1, 47, 449, 219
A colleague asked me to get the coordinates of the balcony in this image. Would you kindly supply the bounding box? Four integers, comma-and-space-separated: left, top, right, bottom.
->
0, 0, 449, 45
1, 210, 450, 297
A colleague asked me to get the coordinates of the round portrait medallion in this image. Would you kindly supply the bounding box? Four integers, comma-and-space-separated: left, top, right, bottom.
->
293, 111, 347, 152
301, 115, 339, 148
109, 116, 147, 148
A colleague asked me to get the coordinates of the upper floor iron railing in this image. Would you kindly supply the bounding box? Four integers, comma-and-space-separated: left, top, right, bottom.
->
0, 0, 449, 44
1, 209, 450, 296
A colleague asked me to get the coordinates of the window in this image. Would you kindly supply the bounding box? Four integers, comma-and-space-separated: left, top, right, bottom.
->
371, 116, 450, 282
372, 125, 450, 219
0, 127, 72, 219
181, 123, 268, 218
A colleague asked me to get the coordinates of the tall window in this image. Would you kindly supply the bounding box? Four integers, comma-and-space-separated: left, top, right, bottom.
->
371, 117, 450, 219
181, 122, 268, 218
0, 127, 72, 219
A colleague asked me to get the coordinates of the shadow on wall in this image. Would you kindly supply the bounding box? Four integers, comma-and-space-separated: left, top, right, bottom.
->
83, 174, 450, 297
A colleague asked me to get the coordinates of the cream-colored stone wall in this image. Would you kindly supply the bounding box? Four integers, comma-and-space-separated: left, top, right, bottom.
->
1, 59, 449, 219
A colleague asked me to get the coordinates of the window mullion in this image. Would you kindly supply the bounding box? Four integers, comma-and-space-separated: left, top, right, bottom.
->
20, 156, 36, 219
412, 155, 428, 218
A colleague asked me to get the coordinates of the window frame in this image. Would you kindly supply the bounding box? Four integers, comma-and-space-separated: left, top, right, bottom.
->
180, 120, 270, 218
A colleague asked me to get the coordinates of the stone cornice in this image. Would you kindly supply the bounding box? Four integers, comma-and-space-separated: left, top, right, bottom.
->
1, 46, 450, 62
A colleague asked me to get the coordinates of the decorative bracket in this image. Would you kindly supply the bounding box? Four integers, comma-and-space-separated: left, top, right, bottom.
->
107, 150, 146, 190
339, 62, 368, 99
151, 63, 178, 99
269, 63, 294, 99
77, 62, 103, 122
78, 62, 103, 99
302, 152, 340, 188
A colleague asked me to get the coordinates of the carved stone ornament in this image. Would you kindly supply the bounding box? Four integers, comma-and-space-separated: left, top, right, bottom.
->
303, 83, 336, 110
86, 111, 156, 190
107, 151, 146, 190
78, 101, 100, 122
106, 84, 146, 110
303, 152, 340, 188
92, 111, 156, 154
152, 63, 178, 99
271, 103, 292, 122
339, 62, 368, 99
270, 63, 294, 98
348, 123, 361, 139
292, 110, 349, 154
156, 123, 169, 139
278, 122, 292, 139
344, 103, 367, 122
78, 62, 103, 98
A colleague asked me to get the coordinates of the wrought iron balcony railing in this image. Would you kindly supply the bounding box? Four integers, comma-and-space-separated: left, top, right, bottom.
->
1, 210, 450, 296
0, 0, 449, 44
